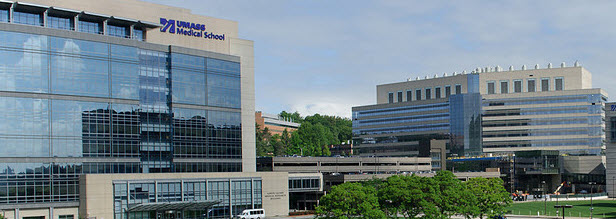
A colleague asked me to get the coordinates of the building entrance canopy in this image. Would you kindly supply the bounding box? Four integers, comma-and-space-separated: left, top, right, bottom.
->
126, 200, 221, 212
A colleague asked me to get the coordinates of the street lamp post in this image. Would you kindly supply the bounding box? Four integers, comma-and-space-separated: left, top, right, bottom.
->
542, 180, 546, 215
589, 182, 596, 219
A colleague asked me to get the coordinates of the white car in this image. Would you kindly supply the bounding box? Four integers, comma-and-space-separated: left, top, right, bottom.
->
236, 209, 265, 219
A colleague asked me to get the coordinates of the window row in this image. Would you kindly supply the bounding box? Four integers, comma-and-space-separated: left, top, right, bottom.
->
486, 77, 564, 94
388, 85, 463, 103
0, 8, 145, 40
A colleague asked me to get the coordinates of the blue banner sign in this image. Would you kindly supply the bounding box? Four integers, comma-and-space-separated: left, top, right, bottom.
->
160, 18, 225, 41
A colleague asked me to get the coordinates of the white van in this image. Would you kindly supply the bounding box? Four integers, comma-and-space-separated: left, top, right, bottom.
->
236, 209, 265, 219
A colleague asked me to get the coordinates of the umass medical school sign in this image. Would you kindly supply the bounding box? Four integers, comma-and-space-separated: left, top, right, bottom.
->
160, 18, 225, 41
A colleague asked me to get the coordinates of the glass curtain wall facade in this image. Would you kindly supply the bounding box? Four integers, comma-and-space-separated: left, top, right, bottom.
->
0, 28, 242, 205
113, 178, 262, 219
482, 94, 606, 155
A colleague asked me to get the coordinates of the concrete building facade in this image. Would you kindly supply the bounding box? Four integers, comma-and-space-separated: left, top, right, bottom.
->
355, 64, 606, 157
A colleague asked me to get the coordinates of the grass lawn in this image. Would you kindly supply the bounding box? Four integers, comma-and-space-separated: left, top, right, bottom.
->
506, 199, 616, 218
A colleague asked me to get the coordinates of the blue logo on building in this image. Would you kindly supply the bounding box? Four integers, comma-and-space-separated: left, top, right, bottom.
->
611, 104, 616, 111
160, 18, 176, 34
159, 18, 225, 41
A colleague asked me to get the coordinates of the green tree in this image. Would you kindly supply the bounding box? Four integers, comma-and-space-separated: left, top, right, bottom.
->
279, 111, 303, 123
255, 123, 273, 156
269, 134, 284, 156
316, 182, 386, 219
433, 171, 465, 218
464, 177, 512, 218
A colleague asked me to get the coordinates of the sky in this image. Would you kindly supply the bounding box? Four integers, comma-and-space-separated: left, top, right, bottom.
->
146, 0, 616, 118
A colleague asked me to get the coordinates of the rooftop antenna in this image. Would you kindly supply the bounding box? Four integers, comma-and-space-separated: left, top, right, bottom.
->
434, 74, 439, 78
535, 64, 540, 69
574, 60, 580, 67
561, 62, 566, 68
444, 72, 449, 77
547, 63, 552, 69
462, 70, 467, 74
522, 65, 527, 70
509, 66, 514, 71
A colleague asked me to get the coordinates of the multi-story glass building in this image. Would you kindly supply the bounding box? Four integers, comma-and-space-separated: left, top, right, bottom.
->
353, 63, 607, 158
0, 1, 303, 219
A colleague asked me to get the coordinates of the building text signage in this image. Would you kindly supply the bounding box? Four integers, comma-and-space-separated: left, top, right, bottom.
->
160, 18, 225, 41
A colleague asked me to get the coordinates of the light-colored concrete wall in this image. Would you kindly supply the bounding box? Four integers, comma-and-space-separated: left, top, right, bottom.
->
22, 0, 238, 55
19, 209, 49, 219
606, 102, 616, 197
479, 67, 590, 95
230, 38, 256, 172
53, 208, 79, 219
376, 74, 468, 104
79, 172, 289, 219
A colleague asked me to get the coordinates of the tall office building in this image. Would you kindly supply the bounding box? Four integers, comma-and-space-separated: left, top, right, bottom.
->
0, 1, 300, 219
353, 63, 606, 158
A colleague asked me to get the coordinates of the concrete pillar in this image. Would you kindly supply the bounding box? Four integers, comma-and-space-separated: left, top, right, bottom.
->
9, 2, 15, 23
102, 19, 108, 35
74, 14, 80, 31
43, 9, 48, 27
49, 207, 54, 219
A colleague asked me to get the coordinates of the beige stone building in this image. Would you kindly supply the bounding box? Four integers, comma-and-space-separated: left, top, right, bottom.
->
0, 0, 306, 219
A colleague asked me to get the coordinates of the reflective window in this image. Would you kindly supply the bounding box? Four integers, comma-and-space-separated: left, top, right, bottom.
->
0, 49, 49, 93
435, 87, 441, 99
207, 74, 240, 108
133, 29, 144, 41
173, 108, 208, 158
207, 58, 240, 76
52, 100, 109, 157
406, 90, 412, 102
0, 31, 48, 51
415, 89, 421, 101
425, 88, 431, 100
13, 11, 42, 26
47, 16, 72, 30
111, 44, 139, 61
555, 77, 564, 91
172, 69, 206, 105
78, 20, 102, 34
445, 85, 451, 98
107, 25, 128, 38
541, 78, 549, 91
388, 93, 393, 103
487, 81, 495, 94
0, 9, 8, 22
397, 91, 402, 102
173, 53, 205, 70
111, 104, 140, 157
500, 80, 508, 94
51, 56, 109, 97
455, 84, 462, 94
0, 98, 50, 157
208, 111, 241, 158
527, 79, 536, 92
111, 62, 139, 100
514, 80, 522, 93
50, 37, 109, 57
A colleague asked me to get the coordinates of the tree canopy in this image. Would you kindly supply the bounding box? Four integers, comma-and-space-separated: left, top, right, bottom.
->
316, 171, 512, 219
256, 111, 352, 157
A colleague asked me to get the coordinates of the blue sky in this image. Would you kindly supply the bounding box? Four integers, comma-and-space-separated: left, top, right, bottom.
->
146, 0, 616, 118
